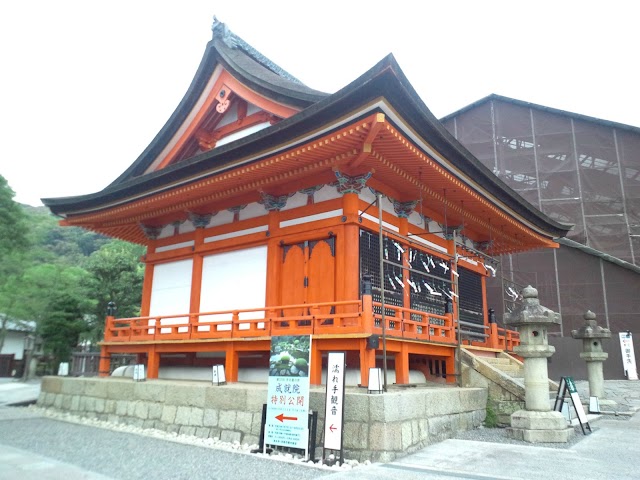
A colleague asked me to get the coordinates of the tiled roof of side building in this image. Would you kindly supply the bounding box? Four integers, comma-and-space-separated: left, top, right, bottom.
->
440, 93, 640, 133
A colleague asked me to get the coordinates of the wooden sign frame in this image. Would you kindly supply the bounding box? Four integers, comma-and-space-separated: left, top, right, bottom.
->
554, 376, 591, 434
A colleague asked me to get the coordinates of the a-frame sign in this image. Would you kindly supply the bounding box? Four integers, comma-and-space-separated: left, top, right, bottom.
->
553, 376, 591, 434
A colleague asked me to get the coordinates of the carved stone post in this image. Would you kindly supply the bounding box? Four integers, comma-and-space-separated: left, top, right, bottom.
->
504, 286, 572, 442
571, 311, 614, 405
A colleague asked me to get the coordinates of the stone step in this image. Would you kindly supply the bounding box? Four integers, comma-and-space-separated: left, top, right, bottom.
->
483, 357, 512, 365
492, 364, 522, 375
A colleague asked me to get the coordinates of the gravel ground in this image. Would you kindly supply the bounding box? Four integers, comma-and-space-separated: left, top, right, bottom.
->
3, 399, 636, 479
0, 407, 343, 480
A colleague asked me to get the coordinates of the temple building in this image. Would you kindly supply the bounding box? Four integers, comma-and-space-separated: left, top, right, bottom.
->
43, 20, 570, 386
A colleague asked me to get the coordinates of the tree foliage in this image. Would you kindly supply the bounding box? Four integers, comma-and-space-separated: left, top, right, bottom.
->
0, 175, 28, 257
0, 175, 145, 360
84, 241, 144, 342
39, 294, 88, 369
0, 175, 30, 351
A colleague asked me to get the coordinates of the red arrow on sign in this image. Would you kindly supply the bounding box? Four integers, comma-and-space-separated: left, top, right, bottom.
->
275, 413, 298, 422
329, 424, 337, 433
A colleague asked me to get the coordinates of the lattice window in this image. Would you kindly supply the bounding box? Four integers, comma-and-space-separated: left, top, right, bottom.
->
408, 247, 450, 318
359, 230, 403, 323
458, 267, 485, 333
359, 229, 453, 328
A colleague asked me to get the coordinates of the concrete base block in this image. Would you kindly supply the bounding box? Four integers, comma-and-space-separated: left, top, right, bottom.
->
507, 410, 573, 443
507, 426, 574, 443
510, 410, 567, 430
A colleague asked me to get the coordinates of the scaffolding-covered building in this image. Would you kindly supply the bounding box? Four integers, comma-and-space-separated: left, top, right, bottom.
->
442, 95, 640, 338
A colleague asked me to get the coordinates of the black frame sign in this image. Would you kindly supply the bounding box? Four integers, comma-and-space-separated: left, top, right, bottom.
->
323, 351, 346, 464
554, 376, 591, 434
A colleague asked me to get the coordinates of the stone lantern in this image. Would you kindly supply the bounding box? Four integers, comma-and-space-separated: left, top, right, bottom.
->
504, 285, 572, 442
571, 311, 613, 405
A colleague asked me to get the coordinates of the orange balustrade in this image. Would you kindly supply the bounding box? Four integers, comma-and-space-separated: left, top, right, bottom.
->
497, 326, 520, 351
371, 302, 456, 345
103, 297, 518, 353
104, 300, 366, 343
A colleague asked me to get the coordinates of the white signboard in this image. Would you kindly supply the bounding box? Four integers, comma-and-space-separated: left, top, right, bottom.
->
565, 376, 588, 425
323, 352, 346, 451
57, 362, 69, 376
133, 364, 146, 382
368, 367, 383, 394
619, 332, 638, 380
265, 336, 312, 454
212, 365, 226, 385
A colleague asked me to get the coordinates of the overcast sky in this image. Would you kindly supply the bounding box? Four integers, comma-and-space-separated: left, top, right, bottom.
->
2, 1, 638, 207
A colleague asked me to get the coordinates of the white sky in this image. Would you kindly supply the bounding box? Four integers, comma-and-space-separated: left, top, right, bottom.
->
1, 1, 638, 207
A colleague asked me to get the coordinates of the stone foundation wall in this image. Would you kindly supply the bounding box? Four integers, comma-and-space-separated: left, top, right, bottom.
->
38, 377, 487, 462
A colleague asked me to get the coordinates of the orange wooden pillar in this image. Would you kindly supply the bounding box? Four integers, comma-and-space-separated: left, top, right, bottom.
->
395, 342, 410, 384
98, 345, 111, 377
445, 353, 456, 384
225, 343, 238, 382
265, 210, 281, 312
140, 241, 156, 317
310, 340, 322, 385
489, 323, 499, 349
341, 193, 361, 303
147, 346, 160, 379
359, 339, 376, 387
189, 228, 205, 327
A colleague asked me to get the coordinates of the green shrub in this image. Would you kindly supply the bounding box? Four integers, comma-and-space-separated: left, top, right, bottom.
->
484, 403, 498, 428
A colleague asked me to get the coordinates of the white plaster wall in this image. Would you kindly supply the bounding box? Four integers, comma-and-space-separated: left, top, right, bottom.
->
1, 331, 25, 360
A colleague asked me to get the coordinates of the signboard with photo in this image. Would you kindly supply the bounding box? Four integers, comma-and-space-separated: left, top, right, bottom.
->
264, 335, 312, 456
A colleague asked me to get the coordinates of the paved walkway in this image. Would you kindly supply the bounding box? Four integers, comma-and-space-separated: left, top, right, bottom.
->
0, 378, 639, 479
0, 378, 41, 406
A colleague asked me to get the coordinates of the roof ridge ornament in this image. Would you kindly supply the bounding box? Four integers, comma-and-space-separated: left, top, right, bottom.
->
212, 16, 239, 48
211, 16, 304, 85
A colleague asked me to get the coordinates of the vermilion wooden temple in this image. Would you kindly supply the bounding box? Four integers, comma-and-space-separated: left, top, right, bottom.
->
44, 20, 570, 386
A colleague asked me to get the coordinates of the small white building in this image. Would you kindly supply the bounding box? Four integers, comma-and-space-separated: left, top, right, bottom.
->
0, 319, 36, 377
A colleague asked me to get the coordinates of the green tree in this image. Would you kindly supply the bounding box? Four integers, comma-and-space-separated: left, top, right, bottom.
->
0, 175, 30, 352
0, 175, 28, 256
85, 241, 145, 342
39, 294, 88, 370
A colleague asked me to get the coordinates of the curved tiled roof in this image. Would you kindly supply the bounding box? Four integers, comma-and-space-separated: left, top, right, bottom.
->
43, 25, 571, 241
99, 20, 327, 187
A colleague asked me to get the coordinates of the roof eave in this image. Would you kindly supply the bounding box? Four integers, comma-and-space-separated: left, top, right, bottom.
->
44, 55, 570, 238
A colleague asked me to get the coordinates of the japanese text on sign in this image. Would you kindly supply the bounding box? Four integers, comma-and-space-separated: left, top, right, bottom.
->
323, 352, 345, 451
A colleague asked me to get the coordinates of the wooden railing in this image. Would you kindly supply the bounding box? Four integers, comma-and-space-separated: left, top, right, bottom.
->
104, 300, 367, 342
103, 296, 519, 351
372, 302, 456, 344
495, 325, 520, 350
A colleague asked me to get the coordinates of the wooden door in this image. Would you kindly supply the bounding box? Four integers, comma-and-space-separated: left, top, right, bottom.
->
307, 239, 335, 314
280, 238, 335, 315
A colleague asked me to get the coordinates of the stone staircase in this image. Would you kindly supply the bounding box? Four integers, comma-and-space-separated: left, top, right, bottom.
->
482, 356, 524, 381
461, 349, 558, 426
